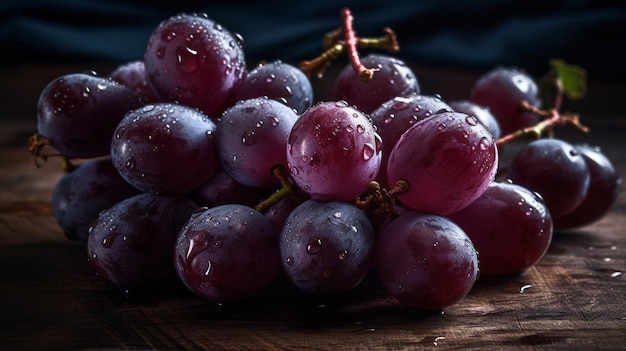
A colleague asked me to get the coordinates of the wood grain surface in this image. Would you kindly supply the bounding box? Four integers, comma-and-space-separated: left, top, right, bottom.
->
1, 63, 625, 350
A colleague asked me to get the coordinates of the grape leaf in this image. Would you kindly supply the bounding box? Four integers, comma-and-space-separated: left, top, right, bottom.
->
549, 59, 587, 100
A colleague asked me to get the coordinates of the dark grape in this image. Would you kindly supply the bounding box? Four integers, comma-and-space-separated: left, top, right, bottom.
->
448, 182, 553, 275
387, 111, 498, 215
174, 204, 281, 302
109, 60, 160, 103
264, 196, 304, 231
507, 138, 590, 217
87, 193, 198, 289
37, 72, 142, 158
553, 144, 622, 230
144, 13, 247, 118
233, 60, 313, 114
111, 102, 220, 195
370, 94, 453, 188
286, 101, 382, 201
52, 158, 143, 242
280, 200, 375, 295
448, 99, 502, 140
193, 170, 268, 208
469, 67, 541, 135
215, 97, 299, 188
375, 211, 479, 311
332, 54, 420, 114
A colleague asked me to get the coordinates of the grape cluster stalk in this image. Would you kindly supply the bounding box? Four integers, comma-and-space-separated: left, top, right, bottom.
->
30, 7, 621, 313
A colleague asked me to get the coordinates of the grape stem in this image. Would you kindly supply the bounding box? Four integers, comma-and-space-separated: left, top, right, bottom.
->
254, 164, 299, 213
495, 101, 589, 148
354, 180, 410, 218
299, 8, 399, 78
28, 133, 75, 172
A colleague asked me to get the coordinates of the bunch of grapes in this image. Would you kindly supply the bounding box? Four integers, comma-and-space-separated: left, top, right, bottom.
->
31, 9, 621, 312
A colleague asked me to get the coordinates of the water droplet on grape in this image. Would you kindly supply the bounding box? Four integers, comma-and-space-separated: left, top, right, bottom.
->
346, 125, 354, 133
241, 131, 255, 145
338, 250, 348, 260
465, 115, 478, 125
102, 233, 118, 248
204, 261, 212, 276
125, 159, 135, 170
176, 47, 199, 73
307, 237, 322, 254
478, 137, 491, 150
333, 211, 342, 218
356, 125, 365, 134
438, 123, 447, 130
286, 256, 293, 266
362, 143, 375, 161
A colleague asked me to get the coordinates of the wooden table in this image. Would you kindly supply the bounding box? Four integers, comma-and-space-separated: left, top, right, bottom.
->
1, 63, 625, 350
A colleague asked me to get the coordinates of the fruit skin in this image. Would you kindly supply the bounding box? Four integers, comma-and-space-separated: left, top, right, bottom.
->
507, 138, 590, 218
37, 72, 142, 158
387, 111, 498, 216
144, 13, 247, 118
375, 211, 479, 311
448, 182, 553, 276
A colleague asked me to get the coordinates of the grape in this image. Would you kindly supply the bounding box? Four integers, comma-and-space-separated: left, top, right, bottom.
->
52, 158, 143, 242
280, 200, 375, 295
174, 204, 281, 302
111, 102, 220, 195
448, 182, 553, 275
37, 72, 142, 158
264, 196, 304, 231
370, 94, 453, 188
286, 101, 382, 201
144, 13, 247, 118
553, 144, 622, 230
332, 54, 420, 114
109, 60, 160, 103
469, 67, 541, 135
387, 111, 498, 215
506, 138, 590, 218
448, 99, 502, 140
193, 170, 268, 208
87, 193, 198, 290
375, 211, 479, 311
233, 60, 313, 114
215, 97, 299, 188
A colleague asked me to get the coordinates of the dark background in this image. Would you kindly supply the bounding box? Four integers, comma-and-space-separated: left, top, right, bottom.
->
1, 0, 625, 122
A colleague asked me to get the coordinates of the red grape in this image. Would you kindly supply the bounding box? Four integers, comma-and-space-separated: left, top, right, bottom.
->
387, 111, 498, 215
448, 99, 502, 140
286, 101, 382, 201
109, 60, 160, 103
144, 13, 247, 118
375, 211, 479, 311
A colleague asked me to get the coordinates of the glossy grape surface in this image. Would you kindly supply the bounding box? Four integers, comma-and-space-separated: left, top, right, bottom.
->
553, 144, 622, 230
87, 193, 198, 289
507, 138, 590, 217
174, 204, 281, 302
448, 182, 553, 275
193, 170, 268, 208
216, 97, 299, 188
286, 101, 382, 201
448, 99, 501, 140
144, 13, 247, 118
370, 94, 453, 188
37, 72, 142, 158
52, 158, 143, 241
469, 67, 541, 135
375, 211, 479, 311
109, 60, 160, 103
332, 54, 420, 114
387, 111, 498, 215
280, 200, 375, 295
111, 102, 220, 195
234, 60, 313, 114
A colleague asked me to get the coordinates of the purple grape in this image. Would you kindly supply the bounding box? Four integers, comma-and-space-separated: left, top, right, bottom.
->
264, 196, 304, 231
286, 101, 382, 201
370, 94, 453, 188
144, 13, 247, 118
469, 67, 541, 135
387, 111, 498, 215
37, 72, 142, 158
448, 182, 553, 275
52, 158, 143, 242
375, 211, 479, 311
174, 204, 281, 302
215, 97, 299, 188
111, 102, 220, 195
506, 138, 590, 217
280, 200, 376, 295
233, 60, 313, 114
448, 99, 502, 140
332, 54, 420, 114
192, 170, 268, 208
87, 193, 198, 290
109, 60, 160, 103
553, 144, 622, 230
